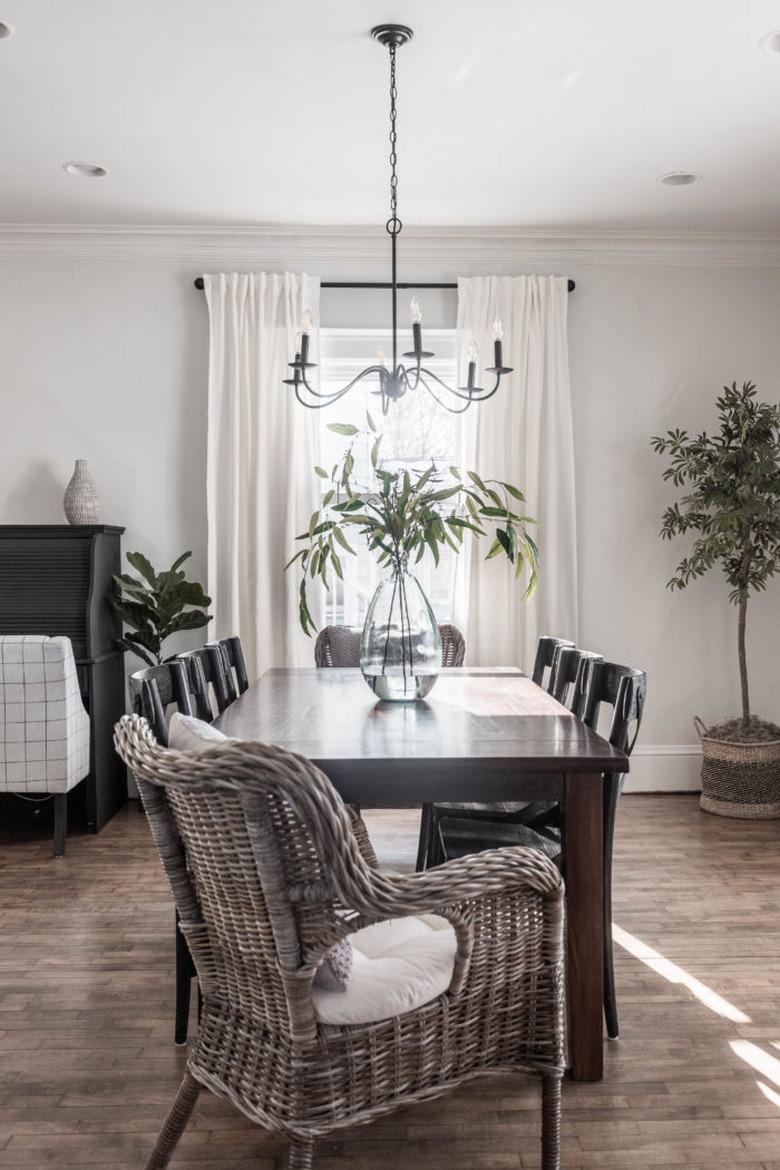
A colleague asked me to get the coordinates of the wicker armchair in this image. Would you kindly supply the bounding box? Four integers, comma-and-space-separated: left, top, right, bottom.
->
115, 714, 565, 1170
314, 623, 465, 668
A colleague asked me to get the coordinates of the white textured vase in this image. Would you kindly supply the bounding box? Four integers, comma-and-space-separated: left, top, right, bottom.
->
63, 459, 100, 525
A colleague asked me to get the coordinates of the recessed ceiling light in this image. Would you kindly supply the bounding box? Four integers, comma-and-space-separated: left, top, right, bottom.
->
659, 171, 701, 187
759, 30, 780, 53
63, 161, 109, 179
0, 21, 15, 38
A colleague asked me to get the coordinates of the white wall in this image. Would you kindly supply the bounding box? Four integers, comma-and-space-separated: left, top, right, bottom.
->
2, 229, 779, 790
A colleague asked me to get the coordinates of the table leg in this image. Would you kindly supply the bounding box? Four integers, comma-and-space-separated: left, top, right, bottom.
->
563, 770, 604, 1081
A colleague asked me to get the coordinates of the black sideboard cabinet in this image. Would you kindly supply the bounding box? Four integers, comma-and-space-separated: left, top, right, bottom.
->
0, 525, 127, 831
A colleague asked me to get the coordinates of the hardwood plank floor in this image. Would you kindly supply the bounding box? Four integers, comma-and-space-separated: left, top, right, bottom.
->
1, 794, 779, 1168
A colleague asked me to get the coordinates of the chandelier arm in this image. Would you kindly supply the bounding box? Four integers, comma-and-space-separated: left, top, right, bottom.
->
418, 366, 504, 403
395, 363, 420, 393
416, 372, 474, 416
299, 364, 387, 400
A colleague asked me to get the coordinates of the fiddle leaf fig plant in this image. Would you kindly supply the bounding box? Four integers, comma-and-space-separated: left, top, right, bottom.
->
651, 381, 780, 732
113, 550, 211, 666
287, 416, 540, 636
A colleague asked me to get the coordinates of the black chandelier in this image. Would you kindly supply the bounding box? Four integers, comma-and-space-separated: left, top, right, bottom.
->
283, 23, 513, 414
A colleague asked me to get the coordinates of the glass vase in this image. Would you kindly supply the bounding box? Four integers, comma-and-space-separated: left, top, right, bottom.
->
360, 559, 442, 701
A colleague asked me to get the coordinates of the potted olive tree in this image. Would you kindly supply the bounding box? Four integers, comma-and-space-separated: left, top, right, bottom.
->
651, 381, 780, 818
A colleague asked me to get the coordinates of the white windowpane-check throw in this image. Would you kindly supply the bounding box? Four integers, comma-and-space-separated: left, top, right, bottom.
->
0, 635, 90, 793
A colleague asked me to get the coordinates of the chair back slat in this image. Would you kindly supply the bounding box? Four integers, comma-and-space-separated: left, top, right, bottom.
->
178, 648, 233, 717
207, 636, 249, 696
129, 660, 195, 746
315, 624, 466, 668
531, 635, 575, 688
549, 647, 603, 709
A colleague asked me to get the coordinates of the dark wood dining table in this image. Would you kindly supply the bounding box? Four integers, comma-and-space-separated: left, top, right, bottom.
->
215, 665, 630, 1082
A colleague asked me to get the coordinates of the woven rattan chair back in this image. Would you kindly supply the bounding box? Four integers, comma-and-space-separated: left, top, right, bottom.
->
206, 636, 249, 698
315, 624, 466, 669
115, 714, 565, 1170
117, 717, 365, 1045
438, 623, 466, 667
129, 661, 195, 747
177, 647, 233, 718
531, 635, 575, 688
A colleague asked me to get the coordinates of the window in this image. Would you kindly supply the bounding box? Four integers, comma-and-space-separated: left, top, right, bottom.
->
319, 328, 459, 627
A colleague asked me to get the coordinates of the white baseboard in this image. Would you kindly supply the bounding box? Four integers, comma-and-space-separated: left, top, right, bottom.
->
624, 744, 702, 793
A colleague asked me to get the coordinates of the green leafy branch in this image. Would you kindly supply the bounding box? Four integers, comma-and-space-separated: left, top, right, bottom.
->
113, 550, 211, 666
287, 414, 540, 635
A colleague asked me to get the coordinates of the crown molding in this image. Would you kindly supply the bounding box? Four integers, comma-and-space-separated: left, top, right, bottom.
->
1, 223, 780, 268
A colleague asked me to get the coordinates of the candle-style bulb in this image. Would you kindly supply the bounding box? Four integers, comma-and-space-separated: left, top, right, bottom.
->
410, 297, 422, 324
377, 348, 388, 367
467, 341, 479, 362
492, 318, 504, 341
301, 309, 313, 333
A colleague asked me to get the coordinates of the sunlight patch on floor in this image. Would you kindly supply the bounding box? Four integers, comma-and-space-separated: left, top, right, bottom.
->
756, 1080, 780, 1108
730, 1040, 780, 1087
612, 923, 751, 1024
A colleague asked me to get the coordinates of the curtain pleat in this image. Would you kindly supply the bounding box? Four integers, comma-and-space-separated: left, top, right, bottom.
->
454, 275, 578, 670
204, 272, 322, 680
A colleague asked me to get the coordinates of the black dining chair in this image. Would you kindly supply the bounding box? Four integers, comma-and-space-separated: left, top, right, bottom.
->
416, 645, 603, 870
177, 646, 233, 718
130, 660, 204, 1046
532, 634, 575, 688
129, 660, 194, 746
438, 659, 647, 1040
207, 635, 249, 698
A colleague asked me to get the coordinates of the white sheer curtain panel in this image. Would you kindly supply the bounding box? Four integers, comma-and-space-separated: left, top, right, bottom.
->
454, 275, 578, 670
204, 272, 322, 680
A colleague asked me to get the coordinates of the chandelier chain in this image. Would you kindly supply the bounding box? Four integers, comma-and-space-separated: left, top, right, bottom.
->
388, 44, 400, 234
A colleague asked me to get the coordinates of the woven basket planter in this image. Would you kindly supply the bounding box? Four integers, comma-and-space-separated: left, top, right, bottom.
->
695, 716, 780, 819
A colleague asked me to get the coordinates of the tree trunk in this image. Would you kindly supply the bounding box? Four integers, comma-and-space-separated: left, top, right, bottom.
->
738, 594, 750, 722
737, 537, 753, 724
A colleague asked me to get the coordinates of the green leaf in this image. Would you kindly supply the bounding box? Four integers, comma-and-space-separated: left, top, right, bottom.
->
366, 410, 377, 433
314, 466, 329, 479
284, 549, 306, 571
495, 528, 513, 561
169, 551, 192, 574
126, 551, 158, 588
502, 482, 526, 502
327, 422, 359, 436
467, 471, 488, 493
332, 527, 357, 556
117, 638, 157, 667
370, 435, 382, 469
113, 573, 151, 600
160, 609, 211, 637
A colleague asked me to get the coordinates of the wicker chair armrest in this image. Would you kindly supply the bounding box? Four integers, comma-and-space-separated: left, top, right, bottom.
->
327, 847, 564, 998
358, 845, 562, 917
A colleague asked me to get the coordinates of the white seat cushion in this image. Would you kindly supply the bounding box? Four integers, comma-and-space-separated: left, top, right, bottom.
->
169, 712, 232, 750
312, 913, 456, 1026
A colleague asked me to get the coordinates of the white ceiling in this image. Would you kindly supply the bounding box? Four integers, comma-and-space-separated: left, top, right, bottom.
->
2, 0, 780, 230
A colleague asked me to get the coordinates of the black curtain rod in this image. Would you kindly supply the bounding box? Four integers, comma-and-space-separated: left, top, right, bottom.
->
193, 277, 576, 292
